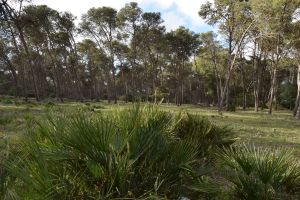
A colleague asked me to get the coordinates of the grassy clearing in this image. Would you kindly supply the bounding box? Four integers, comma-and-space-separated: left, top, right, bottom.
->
160, 105, 300, 156
0, 99, 299, 155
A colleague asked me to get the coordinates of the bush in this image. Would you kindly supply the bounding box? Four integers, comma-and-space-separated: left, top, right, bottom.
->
45, 102, 55, 107
175, 113, 237, 158
279, 82, 297, 109
228, 103, 236, 112
3, 106, 298, 199
0, 99, 14, 104
3, 106, 206, 199
92, 104, 105, 109
0, 115, 13, 126
216, 144, 300, 199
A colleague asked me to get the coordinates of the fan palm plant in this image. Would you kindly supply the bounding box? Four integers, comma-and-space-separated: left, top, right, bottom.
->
175, 113, 238, 158
216, 144, 300, 199
3, 105, 204, 199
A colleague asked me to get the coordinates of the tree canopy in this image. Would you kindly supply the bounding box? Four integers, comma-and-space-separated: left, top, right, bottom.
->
1, 0, 300, 117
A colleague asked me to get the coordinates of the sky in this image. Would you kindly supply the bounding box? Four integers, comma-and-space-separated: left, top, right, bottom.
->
31, 0, 213, 33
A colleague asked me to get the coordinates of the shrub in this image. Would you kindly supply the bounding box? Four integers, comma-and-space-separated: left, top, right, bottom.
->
279, 82, 297, 109
4, 105, 204, 199
228, 103, 236, 112
1, 99, 14, 104
0, 115, 13, 126
45, 102, 55, 108
175, 113, 237, 158
4, 106, 296, 199
92, 104, 105, 109
193, 145, 300, 200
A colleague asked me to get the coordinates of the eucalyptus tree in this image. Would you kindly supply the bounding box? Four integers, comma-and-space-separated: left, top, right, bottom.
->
80, 7, 120, 103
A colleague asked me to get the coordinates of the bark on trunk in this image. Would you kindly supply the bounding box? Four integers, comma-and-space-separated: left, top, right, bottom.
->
294, 64, 300, 118
268, 34, 281, 115
268, 66, 277, 115
253, 40, 260, 112
218, 21, 254, 112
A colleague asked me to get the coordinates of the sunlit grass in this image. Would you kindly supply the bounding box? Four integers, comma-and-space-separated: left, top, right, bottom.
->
0, 100, 300, 156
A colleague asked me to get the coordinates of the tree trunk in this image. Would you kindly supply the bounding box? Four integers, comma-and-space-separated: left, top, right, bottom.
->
253, 40, 260, 112
69, 32, 84, 101
225, 30, 233, 111
269, 34, 281, 115
211, 43, 222, 111
3, 54, 19, 96
219, 21, 254, 112
15, 21, 40, 101
242, 71, 247, 111
112, 65, 117, 104
243, 92, 247, 110
293, 64, 300, 118
131, 70, 135, 103
268, 66, 277, 115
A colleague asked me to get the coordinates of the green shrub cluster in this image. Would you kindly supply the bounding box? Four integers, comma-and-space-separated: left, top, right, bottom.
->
0, 99, 14, 104
0, 105, 299, 199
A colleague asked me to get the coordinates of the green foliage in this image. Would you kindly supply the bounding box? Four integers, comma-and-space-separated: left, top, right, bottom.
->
0, 116, 13, 126
228, 103, 236, 112
0, 99, 14, 105
279, 82, 297, 109
0, 135, 20, 200
4, 105, 224, 199
1, 104, 299, 199
175, 113, 237, 158
45, 102, 55, 108
216, 144, 300, 199
92, 104, 105, 110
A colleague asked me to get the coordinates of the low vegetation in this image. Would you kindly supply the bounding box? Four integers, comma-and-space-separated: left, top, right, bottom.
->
1, 0, 300, 198
0, 102, 299, 199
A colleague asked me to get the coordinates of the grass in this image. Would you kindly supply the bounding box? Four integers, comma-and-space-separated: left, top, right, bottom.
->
0, 99, 300, 156
166, 105, 300, 156
0, 99, 300, 199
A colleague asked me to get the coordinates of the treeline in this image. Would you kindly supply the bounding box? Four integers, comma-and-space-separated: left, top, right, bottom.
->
0, 0, 300, 116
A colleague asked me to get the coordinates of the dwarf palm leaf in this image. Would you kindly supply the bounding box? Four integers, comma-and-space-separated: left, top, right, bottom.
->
175, 113, 237, 158
217, 144, 300, 199
4, 105, 204, 199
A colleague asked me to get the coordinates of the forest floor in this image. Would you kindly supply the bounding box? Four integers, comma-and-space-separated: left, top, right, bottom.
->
1, 99, 300, 156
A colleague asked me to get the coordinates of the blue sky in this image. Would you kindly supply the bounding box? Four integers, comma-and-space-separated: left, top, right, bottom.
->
32, 0, 213, 33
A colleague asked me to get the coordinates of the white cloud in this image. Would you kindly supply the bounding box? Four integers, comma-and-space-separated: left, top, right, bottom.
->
163, 11, 187, 30
31, 0, 213, 32
139, 0, 212, 31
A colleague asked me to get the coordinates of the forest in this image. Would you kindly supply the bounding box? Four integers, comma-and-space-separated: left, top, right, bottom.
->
1, 0, 300, 199
0, 0, 299, 115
